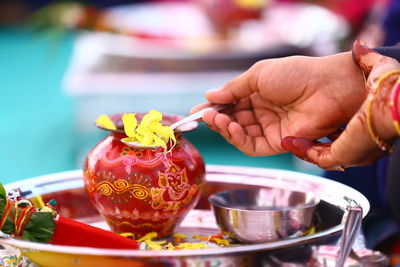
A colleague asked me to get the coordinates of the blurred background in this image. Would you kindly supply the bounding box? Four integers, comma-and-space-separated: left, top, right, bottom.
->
0, 0, 391, 184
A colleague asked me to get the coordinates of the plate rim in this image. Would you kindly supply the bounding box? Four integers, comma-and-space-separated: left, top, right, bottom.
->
2, 165, 369, 257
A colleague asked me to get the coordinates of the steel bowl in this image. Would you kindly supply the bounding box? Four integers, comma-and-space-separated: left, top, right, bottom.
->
209, 188, 320, 244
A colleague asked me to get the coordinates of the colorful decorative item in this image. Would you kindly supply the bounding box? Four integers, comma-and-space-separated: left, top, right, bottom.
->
0, 183, 140, 249
84, 112, 206, 239
0, 246, 36, 267
0, 186, 55, 244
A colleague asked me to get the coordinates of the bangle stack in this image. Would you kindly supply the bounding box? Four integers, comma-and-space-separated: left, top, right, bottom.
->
366, 70, 400, 152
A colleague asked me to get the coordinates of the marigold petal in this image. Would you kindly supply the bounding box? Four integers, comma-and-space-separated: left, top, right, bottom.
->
96, 115, 116, 130
122, 113, 137, 137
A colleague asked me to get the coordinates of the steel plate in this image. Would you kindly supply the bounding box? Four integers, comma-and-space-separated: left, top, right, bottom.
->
1, 165, 369, 267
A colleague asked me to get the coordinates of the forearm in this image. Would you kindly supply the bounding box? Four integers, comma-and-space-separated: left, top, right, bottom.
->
351, 42, 400, 151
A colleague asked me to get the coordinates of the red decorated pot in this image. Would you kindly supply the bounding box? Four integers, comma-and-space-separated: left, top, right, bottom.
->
83, 113, 205, 239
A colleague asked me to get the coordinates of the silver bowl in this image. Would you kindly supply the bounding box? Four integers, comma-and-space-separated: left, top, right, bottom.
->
209, 188, 320, 244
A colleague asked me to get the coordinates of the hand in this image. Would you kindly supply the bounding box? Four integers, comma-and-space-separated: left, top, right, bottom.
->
192, 46, 365, 156
282, 41, 400, 169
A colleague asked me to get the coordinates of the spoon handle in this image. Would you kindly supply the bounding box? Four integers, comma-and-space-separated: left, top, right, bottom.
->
170, 104, 227, 130
335, 206, 363, 267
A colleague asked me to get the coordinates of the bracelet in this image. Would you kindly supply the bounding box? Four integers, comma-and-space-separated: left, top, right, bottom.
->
366, 70, 400, 151
366, 93, 392, 151
372, 70, 400, 93
390, 77, 400, 135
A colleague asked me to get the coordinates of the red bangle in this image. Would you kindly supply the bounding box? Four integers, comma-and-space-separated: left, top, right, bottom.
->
391, 77, 400, 135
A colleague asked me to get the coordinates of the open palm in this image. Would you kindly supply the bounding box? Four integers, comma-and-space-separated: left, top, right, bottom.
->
192, 51, 365, 156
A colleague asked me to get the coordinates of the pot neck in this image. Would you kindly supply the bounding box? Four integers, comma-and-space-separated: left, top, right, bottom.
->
111, 131, 127, 138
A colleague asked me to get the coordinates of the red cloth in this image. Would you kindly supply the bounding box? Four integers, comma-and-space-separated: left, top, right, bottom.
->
50, 216, 139, 249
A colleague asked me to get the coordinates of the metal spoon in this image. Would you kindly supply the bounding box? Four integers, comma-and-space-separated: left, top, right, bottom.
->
169, 104, 227, 131
121, 104, 227, 149
335, 205, 363, 267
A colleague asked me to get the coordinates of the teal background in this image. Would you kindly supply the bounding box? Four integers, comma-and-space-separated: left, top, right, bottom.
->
0, 27, 321, 184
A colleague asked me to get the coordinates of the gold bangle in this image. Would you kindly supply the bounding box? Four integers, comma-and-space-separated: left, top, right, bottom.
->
366, 93, 392, 151
366, 70, 400, 152
372, 70, 400, 94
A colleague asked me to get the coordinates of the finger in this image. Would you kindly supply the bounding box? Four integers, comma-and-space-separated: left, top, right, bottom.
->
202, 110, 232, 139
205, 118, 276, 156
244, 124, 263, 137
281, 137, 319, 164
205, 62, 262, 104
226, 122, 255, 154
352, 40, 393, 76
190, 102, 236, 123
326, 129, 343, 142
233, 97, 253, 111
202, 109, 218, 127
229, 121, 284, 155
190, 102, 213, 115
203, 111, 253, 153
227, 121, 247, 147
281, 137, 352, 170
229, 126, 271, 156
213, 113, 233, 140
281, 122, 384, 169
233, 109, 258, 127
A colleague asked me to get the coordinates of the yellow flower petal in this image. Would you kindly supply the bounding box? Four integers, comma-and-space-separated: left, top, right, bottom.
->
137, 232, 158, 242
173, 233, 187, 239
175, 242, 209, 250
213, 238, 230, 246
122, 113, 137, 138
96, 115, 116, 130
152, 135, 167, 148
135, 128, 153, 145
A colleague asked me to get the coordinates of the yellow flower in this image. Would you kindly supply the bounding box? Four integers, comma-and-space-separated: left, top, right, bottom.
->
120, 110, 176, 150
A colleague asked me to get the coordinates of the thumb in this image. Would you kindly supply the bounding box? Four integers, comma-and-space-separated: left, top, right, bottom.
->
352, 40, 391, 76
205, 64, 262, 103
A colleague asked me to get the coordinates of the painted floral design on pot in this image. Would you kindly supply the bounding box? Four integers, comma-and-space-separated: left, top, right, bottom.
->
83, 113, 205, 239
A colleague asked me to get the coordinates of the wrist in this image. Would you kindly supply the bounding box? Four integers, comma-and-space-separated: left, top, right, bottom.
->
324, 51, 367, 116
334, 51, 366, 94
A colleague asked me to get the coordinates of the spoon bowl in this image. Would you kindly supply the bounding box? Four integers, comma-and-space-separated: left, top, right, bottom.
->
122, 104, 227, 149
